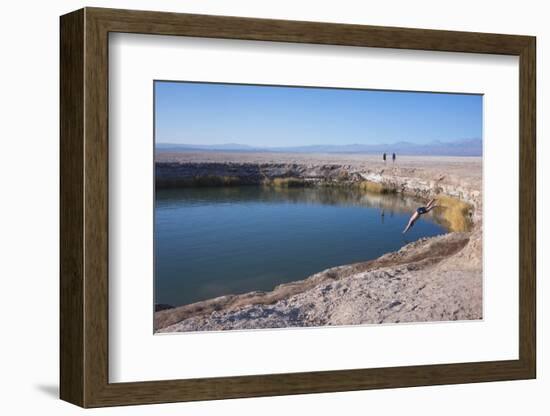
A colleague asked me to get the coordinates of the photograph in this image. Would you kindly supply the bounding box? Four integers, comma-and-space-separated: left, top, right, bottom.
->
153, 81, 483, 333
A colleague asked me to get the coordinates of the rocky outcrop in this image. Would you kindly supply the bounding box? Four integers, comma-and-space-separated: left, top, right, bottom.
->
155, 162, 362, 187
156, 153, 481, 216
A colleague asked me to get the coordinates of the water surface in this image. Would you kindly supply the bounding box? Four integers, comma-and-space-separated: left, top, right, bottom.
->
155, 186, 447, 307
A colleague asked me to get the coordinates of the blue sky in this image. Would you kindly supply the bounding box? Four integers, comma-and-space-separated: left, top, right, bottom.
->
154, 81, 482, 147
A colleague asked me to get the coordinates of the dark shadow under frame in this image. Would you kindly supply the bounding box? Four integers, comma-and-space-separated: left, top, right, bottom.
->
60, 7, 536, 408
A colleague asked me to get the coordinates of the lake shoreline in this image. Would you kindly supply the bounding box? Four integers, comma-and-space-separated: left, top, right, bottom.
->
154, 153, 482, 332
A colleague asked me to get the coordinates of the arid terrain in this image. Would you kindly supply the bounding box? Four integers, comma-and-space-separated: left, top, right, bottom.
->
154, 152, 482, 332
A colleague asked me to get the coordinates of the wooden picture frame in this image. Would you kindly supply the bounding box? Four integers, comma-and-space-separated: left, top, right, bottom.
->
60, 7, 536, 408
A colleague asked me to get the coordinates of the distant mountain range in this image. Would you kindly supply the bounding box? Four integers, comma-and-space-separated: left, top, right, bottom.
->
156, 138, 482, 156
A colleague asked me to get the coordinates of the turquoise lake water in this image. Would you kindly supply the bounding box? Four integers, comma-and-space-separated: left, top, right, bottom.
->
155, 186, 447, 307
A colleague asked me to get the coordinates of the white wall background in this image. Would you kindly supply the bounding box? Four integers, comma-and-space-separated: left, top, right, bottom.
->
0, 0, 545, 414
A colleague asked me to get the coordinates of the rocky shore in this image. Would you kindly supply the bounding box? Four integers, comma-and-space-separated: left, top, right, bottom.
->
154, 152, 482, 332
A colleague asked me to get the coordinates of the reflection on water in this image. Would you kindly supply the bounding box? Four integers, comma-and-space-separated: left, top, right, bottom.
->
155, 186, 447, 307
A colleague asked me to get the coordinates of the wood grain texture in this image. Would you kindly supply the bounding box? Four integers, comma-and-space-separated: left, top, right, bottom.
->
89, 7, 532, 54
59, 8, 84, 406
59, 7, 537, 408
83, 10, 110, 406
518, 38, 536, 376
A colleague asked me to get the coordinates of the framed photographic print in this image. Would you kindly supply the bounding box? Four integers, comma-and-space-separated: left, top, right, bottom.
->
60, 7, 536, 408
